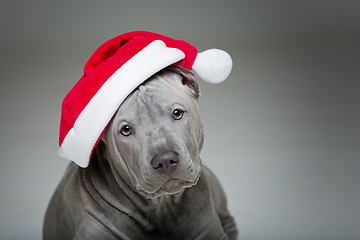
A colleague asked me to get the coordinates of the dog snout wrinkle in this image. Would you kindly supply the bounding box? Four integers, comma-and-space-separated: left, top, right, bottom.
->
151, 151, 179, 174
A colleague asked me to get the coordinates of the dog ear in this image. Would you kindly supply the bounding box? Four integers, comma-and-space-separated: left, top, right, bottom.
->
166, 66, 200, 97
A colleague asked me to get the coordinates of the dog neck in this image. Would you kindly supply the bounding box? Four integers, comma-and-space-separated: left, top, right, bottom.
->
84, 146, 194, 234
83, 146, 216, 237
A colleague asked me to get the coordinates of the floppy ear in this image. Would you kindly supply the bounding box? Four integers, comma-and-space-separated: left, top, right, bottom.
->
166, 66, 200, 97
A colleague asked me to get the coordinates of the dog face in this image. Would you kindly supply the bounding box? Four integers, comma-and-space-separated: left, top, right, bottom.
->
101, 67, 204, 199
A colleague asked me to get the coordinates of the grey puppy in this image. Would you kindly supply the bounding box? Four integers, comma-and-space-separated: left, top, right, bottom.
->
43, 66, 237, 239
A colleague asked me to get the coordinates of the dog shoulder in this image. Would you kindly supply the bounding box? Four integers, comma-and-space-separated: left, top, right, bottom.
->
201, 165, 227, 207
43, 162, 84, 239
201, 165, 238, 240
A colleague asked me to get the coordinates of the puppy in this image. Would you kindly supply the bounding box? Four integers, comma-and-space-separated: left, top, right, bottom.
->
43, 66, 237, 239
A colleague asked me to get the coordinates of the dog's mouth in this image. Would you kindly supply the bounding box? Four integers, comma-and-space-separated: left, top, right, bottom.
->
138, 172, 201, 199
162, 178, 189, 191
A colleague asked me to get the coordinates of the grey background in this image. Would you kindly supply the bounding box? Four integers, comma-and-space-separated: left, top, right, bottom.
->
1, 1, 359, 239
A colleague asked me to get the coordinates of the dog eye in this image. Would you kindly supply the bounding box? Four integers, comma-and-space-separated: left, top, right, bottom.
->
172, 109, 184, 120
120, 125, 133, 136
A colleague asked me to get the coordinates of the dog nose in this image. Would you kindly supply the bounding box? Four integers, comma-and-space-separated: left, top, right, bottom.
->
151, 151, 179, 174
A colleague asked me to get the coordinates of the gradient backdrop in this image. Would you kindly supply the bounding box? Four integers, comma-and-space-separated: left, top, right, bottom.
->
1, 1, 359, 239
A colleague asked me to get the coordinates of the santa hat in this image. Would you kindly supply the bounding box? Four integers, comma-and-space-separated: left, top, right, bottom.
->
59, 31, 232, 168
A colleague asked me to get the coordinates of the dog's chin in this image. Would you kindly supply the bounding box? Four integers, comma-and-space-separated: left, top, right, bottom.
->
139, 173, 201, 199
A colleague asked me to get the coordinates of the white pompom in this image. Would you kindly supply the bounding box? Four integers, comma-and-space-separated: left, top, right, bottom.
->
192, 48, 233, 84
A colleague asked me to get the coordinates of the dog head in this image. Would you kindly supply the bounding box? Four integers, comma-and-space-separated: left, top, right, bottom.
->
101, 66, 204, 199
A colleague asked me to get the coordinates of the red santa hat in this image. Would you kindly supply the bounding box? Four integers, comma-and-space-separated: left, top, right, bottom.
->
59, 31, 232, 168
